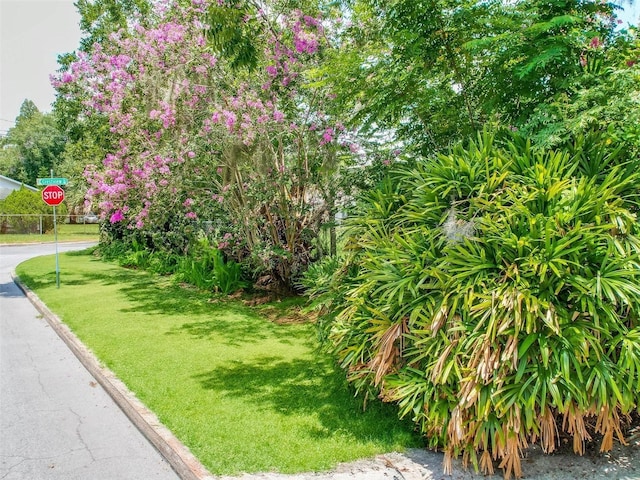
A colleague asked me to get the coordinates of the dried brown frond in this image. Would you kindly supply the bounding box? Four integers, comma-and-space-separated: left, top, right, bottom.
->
497, 436, 523, 480
539, 407, 558, 453
562, 403, 591, 455
462, 449, 470, 470
443, 449, 453, 475
430, 339, 458, 384
346, 362, 369, 381
502, 335, 518, 370
369, 317, 408, 387
476, 338, 501, 383
378, 386, 397, 403
480, 449, 495, 476
506, 406, 524, 442
431, 303, 448, 334
458, 378, 480, 408
596, 405, 628, 452
468, 337, 484, 370
447, 406, 466, 447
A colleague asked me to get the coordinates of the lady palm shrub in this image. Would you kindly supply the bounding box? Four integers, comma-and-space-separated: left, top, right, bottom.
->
309, 131, 640, 479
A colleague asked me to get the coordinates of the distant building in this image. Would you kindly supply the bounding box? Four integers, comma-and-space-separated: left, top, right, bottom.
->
0, 175, 38, 200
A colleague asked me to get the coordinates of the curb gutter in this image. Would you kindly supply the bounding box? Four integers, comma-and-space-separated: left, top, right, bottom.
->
12, 272, 217, 480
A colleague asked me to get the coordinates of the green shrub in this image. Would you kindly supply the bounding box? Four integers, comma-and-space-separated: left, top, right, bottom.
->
310, 131, 640, 479
121, 239, 152, 269
96, 235, 245, 294
177, 237, 246, 294
0, 187, 66, 233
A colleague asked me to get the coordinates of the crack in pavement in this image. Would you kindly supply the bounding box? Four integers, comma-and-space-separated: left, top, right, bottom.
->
69, 407, 97, 463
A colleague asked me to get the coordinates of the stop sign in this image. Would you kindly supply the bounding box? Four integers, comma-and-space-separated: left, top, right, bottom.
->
42, 185, 65, 206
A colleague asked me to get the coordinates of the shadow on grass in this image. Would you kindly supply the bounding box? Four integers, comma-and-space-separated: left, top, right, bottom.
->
193, 355, 423, 446
67, 262, 310, 346
14, 271, 52, 290
76, 265, 212, 314
172, 315, 313, 347
169, 319, 274, 347
65, 247, 98, 256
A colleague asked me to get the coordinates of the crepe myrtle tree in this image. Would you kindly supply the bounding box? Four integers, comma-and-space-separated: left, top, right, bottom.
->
52, 0, 360, 289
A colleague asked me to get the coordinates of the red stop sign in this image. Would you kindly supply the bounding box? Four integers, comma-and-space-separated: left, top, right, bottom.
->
42, 185, 65, 206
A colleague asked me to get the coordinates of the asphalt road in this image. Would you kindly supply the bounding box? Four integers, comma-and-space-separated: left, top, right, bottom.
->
0, 242, 180, 480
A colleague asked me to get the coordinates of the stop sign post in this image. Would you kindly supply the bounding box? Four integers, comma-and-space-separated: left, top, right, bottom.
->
41, 184, 65, 288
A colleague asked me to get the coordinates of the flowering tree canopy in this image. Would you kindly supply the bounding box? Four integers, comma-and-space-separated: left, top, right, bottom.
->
53, 0, 359, 289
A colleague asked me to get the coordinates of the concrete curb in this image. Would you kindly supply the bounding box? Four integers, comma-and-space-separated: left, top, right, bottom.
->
12, 272, 217, 480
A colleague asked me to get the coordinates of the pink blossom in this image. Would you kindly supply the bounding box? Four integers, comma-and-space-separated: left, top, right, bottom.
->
186, 211, 197, 219
266, 65, 278, 77
110, 210, 124, 223
61, 72, 75, 83
223, 110, 237, 129
320, 127, 334, 145
62, 1, 342, 235
293, 31, 318, 54
303, 15, 319, 27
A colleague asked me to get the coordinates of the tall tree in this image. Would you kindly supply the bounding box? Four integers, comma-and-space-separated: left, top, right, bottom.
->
0, 100, 66, 185
324, 0, 622, 153
75, 0, 153, 51
53, 0, 357, 290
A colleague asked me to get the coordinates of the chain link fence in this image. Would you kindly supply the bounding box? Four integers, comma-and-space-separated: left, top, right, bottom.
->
0, 214, 98, 235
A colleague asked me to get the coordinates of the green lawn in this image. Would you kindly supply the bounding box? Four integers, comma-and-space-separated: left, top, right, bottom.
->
16, 249, 421, 475
0, 223, 99, 244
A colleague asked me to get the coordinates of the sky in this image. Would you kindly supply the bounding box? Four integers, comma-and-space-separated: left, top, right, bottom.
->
0, 0, 639, 135
0, 0, 82, 134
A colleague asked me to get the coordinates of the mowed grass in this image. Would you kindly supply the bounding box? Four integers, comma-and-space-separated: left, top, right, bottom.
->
0, 223, 100, 244
15, 250, 422, 475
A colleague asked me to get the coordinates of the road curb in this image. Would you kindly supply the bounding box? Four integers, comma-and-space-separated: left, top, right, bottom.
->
12, 271, 217, 480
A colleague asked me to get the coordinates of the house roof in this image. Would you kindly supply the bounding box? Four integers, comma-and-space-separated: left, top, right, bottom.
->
0, 175, 38, 192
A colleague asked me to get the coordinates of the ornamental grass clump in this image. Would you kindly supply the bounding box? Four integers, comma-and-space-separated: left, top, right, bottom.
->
308, 131, 640, 479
